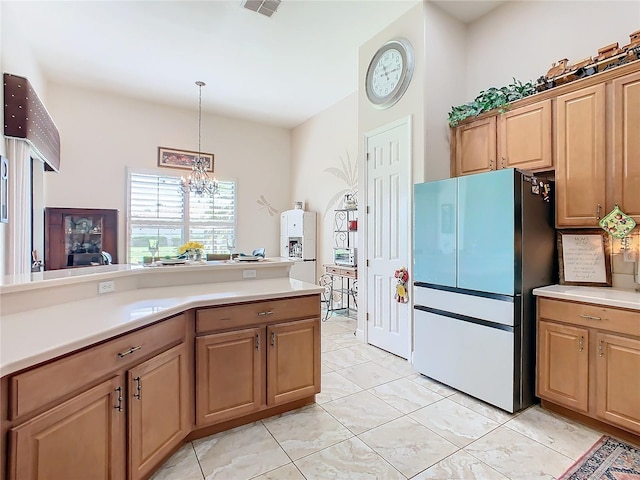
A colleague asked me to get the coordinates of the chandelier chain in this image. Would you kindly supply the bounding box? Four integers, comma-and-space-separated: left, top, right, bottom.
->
181, 80, 218, 197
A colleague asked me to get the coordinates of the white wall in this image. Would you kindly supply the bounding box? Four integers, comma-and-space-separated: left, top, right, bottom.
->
465, 0, 640, 97
291, 93, 358, 273
424, 1, 466, 182
45, 83, 291, 261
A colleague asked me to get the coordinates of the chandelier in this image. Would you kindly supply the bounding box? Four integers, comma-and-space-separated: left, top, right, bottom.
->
181, 81, 218, 196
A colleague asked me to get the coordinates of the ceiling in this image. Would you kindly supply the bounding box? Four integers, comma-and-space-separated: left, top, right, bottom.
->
2, 1, 505, 129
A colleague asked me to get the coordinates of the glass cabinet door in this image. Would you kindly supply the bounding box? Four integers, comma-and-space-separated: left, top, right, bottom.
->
64, 214, 105, 266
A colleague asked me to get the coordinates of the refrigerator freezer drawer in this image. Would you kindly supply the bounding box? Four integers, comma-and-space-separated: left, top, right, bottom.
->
413, 308, 516, 412
413, 286, 515, 326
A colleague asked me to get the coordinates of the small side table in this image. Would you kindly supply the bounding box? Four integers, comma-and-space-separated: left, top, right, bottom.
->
320, 264, 358, 321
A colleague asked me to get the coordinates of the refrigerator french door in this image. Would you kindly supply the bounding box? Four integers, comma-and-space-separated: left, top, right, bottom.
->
412, 169, 554, 413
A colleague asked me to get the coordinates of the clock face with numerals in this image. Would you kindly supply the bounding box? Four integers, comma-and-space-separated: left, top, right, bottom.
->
365, 38, 414, 109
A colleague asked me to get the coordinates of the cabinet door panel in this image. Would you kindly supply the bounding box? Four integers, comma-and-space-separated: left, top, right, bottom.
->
595, 333, 640, 434
455, 117, 497, 176
196, 328, 262, 426
9, 377, 125, 480
537, 321, 589, 412
128, 343, 189, 480
612, 71, 640, 223
556, 84, 606, 227
498, 100, 552, 170
268, 319, 320, 406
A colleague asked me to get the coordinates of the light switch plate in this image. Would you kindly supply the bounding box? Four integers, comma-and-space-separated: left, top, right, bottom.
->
242, 269, 257, 279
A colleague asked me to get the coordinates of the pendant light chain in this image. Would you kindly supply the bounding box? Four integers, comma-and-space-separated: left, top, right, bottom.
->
181, 80, 218, 197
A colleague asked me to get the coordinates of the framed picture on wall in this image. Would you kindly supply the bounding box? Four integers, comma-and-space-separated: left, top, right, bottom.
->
157, 147, 214, 172
557, 229, 612, 286
0, 155, 8, 223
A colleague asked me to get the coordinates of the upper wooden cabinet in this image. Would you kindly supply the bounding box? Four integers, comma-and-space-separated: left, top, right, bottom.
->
453, 100, 552, 177
450, 62, 640, 229
555, 84, 607, 227
556, 69, 640, 227
454, 117, 497, 176
612, 70, 640, 223
498, 99, 552, 171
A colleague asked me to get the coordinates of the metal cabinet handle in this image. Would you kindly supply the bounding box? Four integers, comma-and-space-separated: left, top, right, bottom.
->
598, 340, 604, 357
256, 334, 260, 350
579, 314, 601, 321
596, 204, 601, 220
501, 157, 506, 168
133, 376, 142, 400
578, 336, 584, 352
257, 310, 274, 317
489, 159, 494, 170
271, 331, 275, 347
118, 345, 142, 358
115, 386, 123, 411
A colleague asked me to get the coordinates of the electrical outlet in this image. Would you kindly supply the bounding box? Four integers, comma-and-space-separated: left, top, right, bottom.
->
242, 269, 257, 279
623, 248, 636, 263
98, 281, 115, 294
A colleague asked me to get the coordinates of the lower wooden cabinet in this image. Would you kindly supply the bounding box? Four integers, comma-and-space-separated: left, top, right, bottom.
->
3, 295, 322, 480
196, 328, 262, 426
595, 332, 640, 433
537, 321, 589, 413
536, 298, 640, 435
195, 297, 321, 429
6, 315, 190, 480
128, 343, 190, 480
268, 319, 321, 406
9, 377, 126, 480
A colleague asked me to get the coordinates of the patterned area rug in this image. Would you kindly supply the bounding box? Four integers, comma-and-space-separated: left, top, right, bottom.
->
559, 436, 640, 480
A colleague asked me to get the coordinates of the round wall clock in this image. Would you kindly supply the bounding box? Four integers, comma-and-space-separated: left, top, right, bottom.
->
365, 38, 414, 109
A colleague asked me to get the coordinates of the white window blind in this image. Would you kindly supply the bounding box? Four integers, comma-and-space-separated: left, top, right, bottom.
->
128, 172, 236, 263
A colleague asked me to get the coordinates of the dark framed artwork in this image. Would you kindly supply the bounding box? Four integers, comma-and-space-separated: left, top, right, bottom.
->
557, 229, 612, 286
0, 155, 8, 223
157, 147, 214, 172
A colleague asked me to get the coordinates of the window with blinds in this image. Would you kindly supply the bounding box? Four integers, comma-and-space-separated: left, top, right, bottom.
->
128, 172, 236, 263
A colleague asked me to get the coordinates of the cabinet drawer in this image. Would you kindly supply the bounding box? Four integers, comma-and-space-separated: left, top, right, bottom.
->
196, 295, 320, 333
538, 298, 640, 337
10, 314, 187, 420
325, 266, 357, 278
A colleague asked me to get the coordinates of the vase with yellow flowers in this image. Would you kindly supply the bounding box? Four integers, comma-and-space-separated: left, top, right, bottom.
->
178, 241, 205, 262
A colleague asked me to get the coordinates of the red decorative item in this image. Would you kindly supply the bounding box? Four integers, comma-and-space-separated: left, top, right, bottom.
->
394, 267, 409, 303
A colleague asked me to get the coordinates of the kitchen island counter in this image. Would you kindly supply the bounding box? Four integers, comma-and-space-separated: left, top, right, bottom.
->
1, 260, 323, 377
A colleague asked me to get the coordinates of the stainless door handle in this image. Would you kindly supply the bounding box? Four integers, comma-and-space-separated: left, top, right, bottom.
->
118, 345, 142, 358
114, 386, 123, 412
578, 336, 584, 352
133, 376, 142, 400
579, 314, 601, 321
257, 310, 274, 316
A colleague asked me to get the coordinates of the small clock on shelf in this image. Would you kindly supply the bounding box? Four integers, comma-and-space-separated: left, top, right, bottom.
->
365, 37, 414, 109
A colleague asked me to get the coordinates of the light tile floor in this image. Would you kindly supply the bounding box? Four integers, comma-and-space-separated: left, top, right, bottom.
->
152, 315, 607, 480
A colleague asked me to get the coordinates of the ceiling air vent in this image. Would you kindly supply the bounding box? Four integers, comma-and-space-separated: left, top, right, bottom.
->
241, 0, 281, 17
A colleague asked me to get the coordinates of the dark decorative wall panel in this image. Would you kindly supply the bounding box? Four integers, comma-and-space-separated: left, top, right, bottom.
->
4, 73, 61, 171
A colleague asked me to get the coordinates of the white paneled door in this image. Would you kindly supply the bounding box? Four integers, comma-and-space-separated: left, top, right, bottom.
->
365, 117, 411, 359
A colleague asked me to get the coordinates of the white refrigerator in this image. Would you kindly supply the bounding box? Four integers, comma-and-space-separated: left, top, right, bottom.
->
280, 209, 317, 284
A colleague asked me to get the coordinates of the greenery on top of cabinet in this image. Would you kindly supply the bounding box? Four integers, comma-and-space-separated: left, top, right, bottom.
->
448, 78, 536, 126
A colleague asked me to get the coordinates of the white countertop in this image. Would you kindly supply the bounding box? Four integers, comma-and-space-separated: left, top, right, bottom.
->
0, 277, 324, 377
0, 258, 292, 294
533, 285, 640, 311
